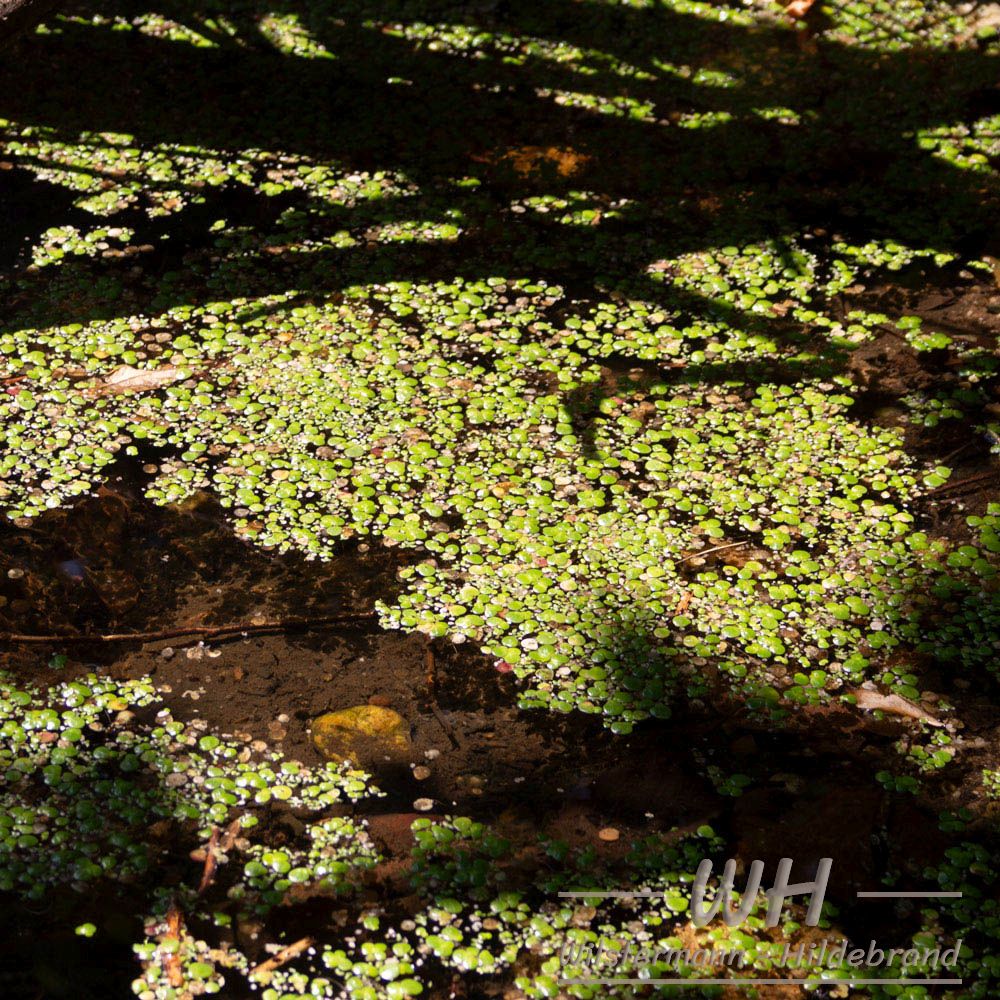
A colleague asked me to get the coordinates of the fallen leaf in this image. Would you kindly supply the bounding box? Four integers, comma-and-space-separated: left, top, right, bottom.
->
101, 365, 184, 394
786, 0, 817, 18
312, 705, 411, 766
476, 145, 591, 178
851, 689, 942, 726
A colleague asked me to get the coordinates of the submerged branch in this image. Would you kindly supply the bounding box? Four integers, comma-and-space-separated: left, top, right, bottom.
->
0, 612, 378, 645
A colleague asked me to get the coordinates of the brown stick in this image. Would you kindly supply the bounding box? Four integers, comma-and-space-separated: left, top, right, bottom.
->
428, 701, 460, 749
0, 612, 377, 645
680, 540, 748, 562
250, 937, 314, 978
218, 816, 242, 853
424, 643, 436, 693
163, 905, 185, 989
926, 469, 998, 495
193, 817, 242, 894
197, 827, 220, 895
938, 441, 975, 465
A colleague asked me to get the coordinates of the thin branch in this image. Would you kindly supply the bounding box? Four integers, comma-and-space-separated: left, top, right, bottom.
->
428, 701, 460, 749
197, 827, 221, 896
163, 905, 185, 989
0, 612, 377, 645
250, 937, 314, 978
196, 817, 242, 895
926, 468, 998, 495
680, 540, 748, 562
424, 643, 436, 694
938, 441, 976, 465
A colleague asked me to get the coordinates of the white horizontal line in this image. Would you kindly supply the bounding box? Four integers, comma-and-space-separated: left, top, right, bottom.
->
559, 979, 963, 987
857, 891, 963, 898
558, 890, 966, 900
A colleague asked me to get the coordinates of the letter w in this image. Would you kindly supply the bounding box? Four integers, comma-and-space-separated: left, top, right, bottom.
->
690, 859, 765, 927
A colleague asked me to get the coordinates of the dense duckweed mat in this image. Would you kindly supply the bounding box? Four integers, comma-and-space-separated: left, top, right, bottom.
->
2, 0, 1000, 997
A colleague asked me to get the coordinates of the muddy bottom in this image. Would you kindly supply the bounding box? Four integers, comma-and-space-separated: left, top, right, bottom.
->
1, 464, 998, 998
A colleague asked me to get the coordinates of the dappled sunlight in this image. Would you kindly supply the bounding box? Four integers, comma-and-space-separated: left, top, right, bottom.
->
2, 0, 1000, 996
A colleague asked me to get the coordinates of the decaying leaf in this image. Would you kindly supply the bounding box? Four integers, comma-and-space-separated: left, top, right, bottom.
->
851, 688, 943, 726
163, 905, 185, 988
472, 145, 591, 178
786, 0, 817, 18
100, 364, 184, 394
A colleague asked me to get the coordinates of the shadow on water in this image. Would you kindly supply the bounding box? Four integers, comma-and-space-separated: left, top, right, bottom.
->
0, 0, 997, 331
1, 2, 1000, 995
3, 458, 996, 827
1, 471, 990, 922
0, 0, 996, 797
0, 456, 997, 997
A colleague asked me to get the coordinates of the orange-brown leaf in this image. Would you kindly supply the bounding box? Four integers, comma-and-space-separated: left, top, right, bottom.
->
851, 689, 942, 726
786, 0, 817, 18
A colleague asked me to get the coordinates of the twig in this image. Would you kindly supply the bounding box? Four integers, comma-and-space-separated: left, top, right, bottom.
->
876, 323, 908, 342
197, 827, 220, 895
194, 817, 242, 895
423, 638, 456, 744
219, 816, 242, 853
680, 540, 748, 563
0, 612, 377, 645
428, 701, 460, 749
0, 0, 64, 49
250, 937, 314, 978
926, 469, 998, 495
424, 643, 436, 694
938, 441, 975, 465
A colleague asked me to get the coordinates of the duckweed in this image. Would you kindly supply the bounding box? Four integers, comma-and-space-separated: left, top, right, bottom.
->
4, 267, 1000, 730
984, 769, 1000, 798
876, 842, 1000, 999
2, 0, 999, 736
2, 0, 1000, 990
0, 670, 377, 899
